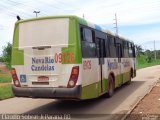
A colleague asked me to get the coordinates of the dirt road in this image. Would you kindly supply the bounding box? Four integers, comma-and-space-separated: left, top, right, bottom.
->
0, 65, 160, 120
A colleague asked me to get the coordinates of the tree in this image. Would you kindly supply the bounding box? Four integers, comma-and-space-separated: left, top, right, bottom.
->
135, 45, 143, 56
2, 42, 12, 69
156, 50, 160, 59
145, 50, 153, 63
0, 56, 4, 62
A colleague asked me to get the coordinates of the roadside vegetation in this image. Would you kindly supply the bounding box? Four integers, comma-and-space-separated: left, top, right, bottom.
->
0, 64, 13, 100
0, 42, 12, 69
0, 42, 13, 100
0, 84, 13, 100
136, 45, 160, 69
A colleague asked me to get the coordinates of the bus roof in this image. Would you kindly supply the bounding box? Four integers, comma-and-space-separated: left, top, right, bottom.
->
15, 15, 133, 43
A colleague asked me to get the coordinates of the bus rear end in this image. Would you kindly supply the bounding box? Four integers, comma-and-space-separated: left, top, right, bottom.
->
11, 16, 82, 99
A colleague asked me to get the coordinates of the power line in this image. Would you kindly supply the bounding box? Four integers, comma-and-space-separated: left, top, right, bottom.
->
0, 1, 48, 18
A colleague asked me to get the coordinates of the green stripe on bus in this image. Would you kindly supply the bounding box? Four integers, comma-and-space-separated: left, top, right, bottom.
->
61, 17, 80, 63
81, 82, 99, 99
81, 72, 131, 100
115, 71, 130, 87
62, 16, 87, 64
81, 79, 108, 99
122, 71, 130, 83
11, 25, 24, 65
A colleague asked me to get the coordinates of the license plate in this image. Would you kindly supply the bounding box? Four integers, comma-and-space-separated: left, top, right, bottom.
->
38, 76, 49, 82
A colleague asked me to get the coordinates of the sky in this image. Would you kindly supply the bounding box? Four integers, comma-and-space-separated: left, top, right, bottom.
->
0, 0, 160, 55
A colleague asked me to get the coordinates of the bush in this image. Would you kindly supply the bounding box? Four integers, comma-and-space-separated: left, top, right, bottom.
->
0, 57, 4, 62
2, 42, 12, 69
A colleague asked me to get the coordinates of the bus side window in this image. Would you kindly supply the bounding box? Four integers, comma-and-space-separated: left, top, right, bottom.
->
108, 36, 116, 58
94, 30, 107, 58
105, 35, 110, 57
95, 38, 100, 58
80, 26, 96, 58
129, 42, 133, 57
83, 28, 93, 42
132, 44, 136, 58
95, 38, 106, 58
123, 41, 129, 58
80, 27, 84, 41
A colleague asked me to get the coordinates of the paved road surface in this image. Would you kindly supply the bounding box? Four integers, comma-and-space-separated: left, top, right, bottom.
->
0, 65, 160, 120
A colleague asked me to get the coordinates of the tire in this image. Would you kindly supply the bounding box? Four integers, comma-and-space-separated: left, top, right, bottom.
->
107, 75, 114, 97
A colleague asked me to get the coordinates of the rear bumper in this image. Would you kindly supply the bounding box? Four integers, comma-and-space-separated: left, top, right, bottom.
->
12, 85, 81, 99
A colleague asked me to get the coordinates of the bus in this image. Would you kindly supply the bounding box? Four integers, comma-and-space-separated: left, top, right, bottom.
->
11, 15, 136, 100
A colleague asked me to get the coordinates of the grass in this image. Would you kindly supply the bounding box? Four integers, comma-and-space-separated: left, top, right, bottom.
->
0, 84, 14, 100
0, 65, 13, 100
136, 55, 160, 69
0, 74, 12, 83
0, 66, 12, 83
137, 60, 160, 69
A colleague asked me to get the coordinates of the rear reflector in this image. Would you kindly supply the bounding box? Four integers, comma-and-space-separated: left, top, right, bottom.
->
11, 68, 21, 87
67, 66, 79, 88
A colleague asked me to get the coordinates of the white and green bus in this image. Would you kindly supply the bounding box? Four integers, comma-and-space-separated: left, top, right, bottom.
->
11, 15, 136, 100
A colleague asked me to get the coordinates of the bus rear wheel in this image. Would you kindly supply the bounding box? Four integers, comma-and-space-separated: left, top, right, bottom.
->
107, 75, 114, 97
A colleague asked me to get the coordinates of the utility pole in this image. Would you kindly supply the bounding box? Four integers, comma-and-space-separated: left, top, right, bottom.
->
83, 14, 85, 19
154, 40, 157, 60
33, 11, 40, 17
113, 13, 118, 36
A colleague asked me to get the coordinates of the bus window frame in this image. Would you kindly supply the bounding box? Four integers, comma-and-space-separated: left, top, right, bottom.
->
80, 25, 97, 58
108, 35, 117, 58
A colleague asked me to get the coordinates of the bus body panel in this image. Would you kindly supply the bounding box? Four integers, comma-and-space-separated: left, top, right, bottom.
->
12, 16, 83, 99
13, 18, 72, 88
11, 15, 136, 100
80, 57, 135, 100
79, 22, 136, 99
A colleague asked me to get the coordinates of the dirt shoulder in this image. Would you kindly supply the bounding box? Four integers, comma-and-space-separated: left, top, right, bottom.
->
0, 64, 11, 75
0, 83, 11, 87
126, 79, 160, 120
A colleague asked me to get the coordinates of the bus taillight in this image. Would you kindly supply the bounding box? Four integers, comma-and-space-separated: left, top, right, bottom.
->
67, 66, 79, 88
11, 68, 21, 87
